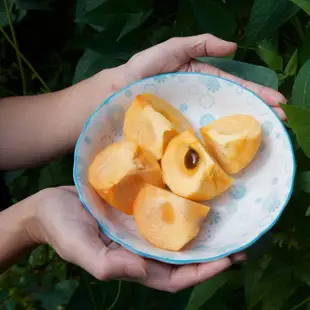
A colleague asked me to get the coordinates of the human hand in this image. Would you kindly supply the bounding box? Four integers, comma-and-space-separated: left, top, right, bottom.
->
111, 34, 286, 120
28, 186, 245, 292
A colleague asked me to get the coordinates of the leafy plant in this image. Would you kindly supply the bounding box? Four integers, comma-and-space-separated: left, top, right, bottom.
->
2, 0, 310, 309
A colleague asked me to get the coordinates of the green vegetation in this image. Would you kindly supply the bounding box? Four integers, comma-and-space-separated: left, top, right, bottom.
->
1, 0, 310, 309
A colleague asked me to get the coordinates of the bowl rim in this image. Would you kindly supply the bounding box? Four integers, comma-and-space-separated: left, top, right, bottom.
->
73, 71, 296, 265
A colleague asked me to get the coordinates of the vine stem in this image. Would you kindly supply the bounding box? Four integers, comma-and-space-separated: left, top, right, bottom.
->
0, 27, 50, 93
289, 296, 310, 310
106, 280, 122, 310
4, 0, 27, 95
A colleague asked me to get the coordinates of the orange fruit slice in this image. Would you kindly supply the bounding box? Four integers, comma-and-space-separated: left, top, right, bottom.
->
123, 93, 194, 160
133, 184, 210, 251
161, 130, 232, 201
200, 114, 262, 174
88, 140, 164, 215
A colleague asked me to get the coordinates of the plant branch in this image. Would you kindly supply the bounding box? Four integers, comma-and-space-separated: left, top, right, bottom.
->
290, 296, 310, 310
4, 0, 27, 95
0, 27, 50, 93
106, 280, 122, 310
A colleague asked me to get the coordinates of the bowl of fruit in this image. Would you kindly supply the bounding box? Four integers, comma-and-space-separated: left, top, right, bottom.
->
73, 72, 296, 264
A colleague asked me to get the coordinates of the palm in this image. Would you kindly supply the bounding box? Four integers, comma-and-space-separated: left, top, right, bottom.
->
36, 186, 244, 292
127, 34, 286, 120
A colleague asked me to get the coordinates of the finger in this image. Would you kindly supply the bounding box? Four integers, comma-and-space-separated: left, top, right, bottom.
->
273, 107, 287, 121
139, 257, 232, 293
161, 34, 237, 60
188, 60, 287, 108
166, 258, 232, 292
128, 34, 236, 80
230, 252, 247, 264
64, 229, 147, 281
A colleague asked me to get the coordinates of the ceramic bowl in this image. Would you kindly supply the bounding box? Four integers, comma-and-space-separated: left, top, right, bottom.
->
73, 72, 296, 264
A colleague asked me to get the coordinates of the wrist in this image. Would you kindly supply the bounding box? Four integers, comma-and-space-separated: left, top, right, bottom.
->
0, 193, 40, 270
12, 194, 41, 249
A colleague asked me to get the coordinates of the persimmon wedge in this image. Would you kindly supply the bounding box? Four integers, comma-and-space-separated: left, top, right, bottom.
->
161, 130, 232, 201
200, 114, 262, 174
87, 140, 164, 215
133, 184, 210, 251
123, 93, 194, 160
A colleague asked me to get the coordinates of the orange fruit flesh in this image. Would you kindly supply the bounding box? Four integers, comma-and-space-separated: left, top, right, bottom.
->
87, 140, 164, 215
138, 93, 194, 133
161, 130, 232, 201
133, 184, 210, 251
200, 114, 262, 174
123, 95, 178, 160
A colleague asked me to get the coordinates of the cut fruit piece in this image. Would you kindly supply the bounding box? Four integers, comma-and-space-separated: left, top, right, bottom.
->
133, 184, 210, 251
138, 93, 194, 133
87, 140, 164, 215
161, 130, 232, 201
200, 114, 262, 174
123, 93, 193, 160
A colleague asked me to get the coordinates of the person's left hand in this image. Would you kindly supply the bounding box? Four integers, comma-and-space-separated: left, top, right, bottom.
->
104, 34, 286, 120
28, 186, 246, 292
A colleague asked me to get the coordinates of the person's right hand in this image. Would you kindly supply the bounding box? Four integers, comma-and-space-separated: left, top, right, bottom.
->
28, 186, 246, 292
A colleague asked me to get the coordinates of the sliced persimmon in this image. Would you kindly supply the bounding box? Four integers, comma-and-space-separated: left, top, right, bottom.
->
123, 94, 193, 160
200, 114, 262, 174
87, 140, 164, 215
133, 184, 210, 251
161, 130, 232, 201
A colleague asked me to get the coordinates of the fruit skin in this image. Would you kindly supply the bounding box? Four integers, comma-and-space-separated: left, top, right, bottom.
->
200, 114, 262, 174
133, 184, 210, 251
123, 93, 194, 160
161, 130, 232, 201
87, 140, 164, 215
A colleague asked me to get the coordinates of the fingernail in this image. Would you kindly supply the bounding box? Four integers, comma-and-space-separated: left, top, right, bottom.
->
231, 252, 247, 264
269, 91, 287, 106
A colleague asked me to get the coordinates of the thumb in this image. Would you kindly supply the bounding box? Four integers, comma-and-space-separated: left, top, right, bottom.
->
128, 34, 236, 81
66, 231, 147, 281
163, 34, 237, 59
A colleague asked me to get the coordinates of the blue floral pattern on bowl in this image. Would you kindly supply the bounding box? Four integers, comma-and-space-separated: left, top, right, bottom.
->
73, 72, 296, 265
199, 76, 221, 92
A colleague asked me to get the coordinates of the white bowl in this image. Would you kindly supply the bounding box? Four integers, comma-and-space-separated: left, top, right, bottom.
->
73, 72, 296, 265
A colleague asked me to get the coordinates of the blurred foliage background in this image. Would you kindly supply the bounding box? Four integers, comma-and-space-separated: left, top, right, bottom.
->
1, 0, 310, 309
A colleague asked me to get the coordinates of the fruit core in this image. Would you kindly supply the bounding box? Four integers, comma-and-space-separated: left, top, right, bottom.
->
184, 147, 200, 170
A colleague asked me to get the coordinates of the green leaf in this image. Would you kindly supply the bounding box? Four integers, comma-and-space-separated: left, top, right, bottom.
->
257, 43, 283, 71
185, 273, 228, 310
118, 9, 152, 40
299, 171, 310, 193
72, 49, 103, 84
174, 0, 199, 36
262, 274, 295, 310
244, 260, 267, 310
189, 0, 237, 39
0, 12, 15, 27
33, 280, 78, 310
285, 49, 298, 77
28, 245, 48, 268
197, 57, 279, 89
299, 27, 310, 67
294, 261, 310, 285
281, 104, 310, 157
4, 169, 25, 184
73, 49, 123, 84
290, 0, 310, 15
15, 0, 50, 10
292, 60, 310, 108
245, 0, 300, 45
75, 0, 106, 18
306, 205, 310, 216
